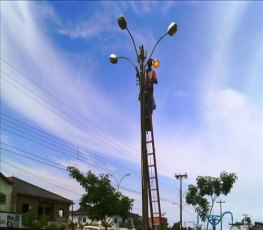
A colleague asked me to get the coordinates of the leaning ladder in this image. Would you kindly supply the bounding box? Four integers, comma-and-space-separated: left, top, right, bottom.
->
145, 108, 162, 230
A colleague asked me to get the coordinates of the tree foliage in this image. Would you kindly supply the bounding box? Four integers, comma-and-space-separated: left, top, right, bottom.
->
67, 166, 133, 230
185, 171, 237, 222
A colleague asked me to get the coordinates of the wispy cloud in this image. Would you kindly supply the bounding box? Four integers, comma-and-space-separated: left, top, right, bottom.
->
1, 1, 139, 163
58, 13, 115, 39
201, 1, 248, 89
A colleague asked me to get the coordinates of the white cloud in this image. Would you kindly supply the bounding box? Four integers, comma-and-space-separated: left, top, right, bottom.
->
155, 88, 262, 223
157, 88, 262, 186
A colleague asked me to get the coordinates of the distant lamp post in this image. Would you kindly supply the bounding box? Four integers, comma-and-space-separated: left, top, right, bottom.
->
175, 173, 188, 230
110, 173, 131, 191
110, 15, 177, 230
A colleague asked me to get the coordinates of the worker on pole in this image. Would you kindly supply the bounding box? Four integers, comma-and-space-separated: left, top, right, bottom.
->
145, 58, 158, 114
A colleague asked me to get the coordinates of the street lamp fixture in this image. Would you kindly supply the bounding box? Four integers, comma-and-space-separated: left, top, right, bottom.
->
109, 54, 118, 64
167, 22, 177, 36
110, 15, 177, 230
117, 16, 127, 30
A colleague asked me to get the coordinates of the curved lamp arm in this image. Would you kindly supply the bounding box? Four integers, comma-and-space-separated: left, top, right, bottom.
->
109, 54, 137, 69
118, 173, 131, 189
110, 173, 131, 191
197, 211, 234, 228
147, 22, 178, 65
110, 174, 118, 189
126, 28, 139, 59
148, 33, 168, 62
117, 16, 139, 59
221, 211, 233, 225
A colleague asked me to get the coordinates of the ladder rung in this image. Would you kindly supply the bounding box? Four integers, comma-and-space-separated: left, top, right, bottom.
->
148, 164, 155, 167
149, 176, 156, 180
147, 152, 153, 155
146, 140, 152, 143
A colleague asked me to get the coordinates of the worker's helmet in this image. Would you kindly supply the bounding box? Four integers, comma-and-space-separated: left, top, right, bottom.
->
147, 59, 153, 65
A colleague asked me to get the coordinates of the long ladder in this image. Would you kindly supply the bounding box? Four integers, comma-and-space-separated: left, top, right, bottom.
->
145, 107, 162, 230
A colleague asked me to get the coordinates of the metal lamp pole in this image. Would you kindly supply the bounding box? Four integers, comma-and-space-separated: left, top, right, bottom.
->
110, 16, 177, 230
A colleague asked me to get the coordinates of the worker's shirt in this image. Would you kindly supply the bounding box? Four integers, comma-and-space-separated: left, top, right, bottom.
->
145, 69, 157, 92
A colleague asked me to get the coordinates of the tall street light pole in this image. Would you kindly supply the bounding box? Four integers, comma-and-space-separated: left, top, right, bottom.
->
110, 16, 177, 229
110, 173, 131, 191
175, 173, 188, 230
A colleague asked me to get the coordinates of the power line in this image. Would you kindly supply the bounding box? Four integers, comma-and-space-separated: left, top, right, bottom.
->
1, 65, 140, 159
2, 160, 82, 196
1, 140, 137, 183
1, 59, 188, 179
1, 114, 139, 176
1, 113, 178, 191
1, 59, 198, 222
1, 153, 183, 209
1, 123, 140, 180
2, 74, 140, 163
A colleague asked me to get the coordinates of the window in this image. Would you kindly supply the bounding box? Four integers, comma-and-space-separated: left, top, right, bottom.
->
83, 217, 86, 223
58, 209, 64, 218
0, 193, 6, 204
114, 217, 117, 223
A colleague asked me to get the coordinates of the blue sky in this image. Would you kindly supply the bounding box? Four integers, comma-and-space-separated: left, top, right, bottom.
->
1, 1, 262, 227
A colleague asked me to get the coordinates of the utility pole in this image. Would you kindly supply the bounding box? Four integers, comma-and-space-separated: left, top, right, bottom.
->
175, 173, 188, 230
216, 200, 225, 230
110, 16, 177, 229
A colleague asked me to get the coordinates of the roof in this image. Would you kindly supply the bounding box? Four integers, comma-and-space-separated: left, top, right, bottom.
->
7, 176, 72, 204
0, 172, 13, 185
72, 208, 88, 216
127, 212, 141, 219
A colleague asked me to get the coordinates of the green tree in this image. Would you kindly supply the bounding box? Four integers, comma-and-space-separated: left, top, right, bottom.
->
22, 213, 48, 230
133, 218, 142, 230
185, 171, 237, 229
242, 216, 252, 225
67, 166, 133, 230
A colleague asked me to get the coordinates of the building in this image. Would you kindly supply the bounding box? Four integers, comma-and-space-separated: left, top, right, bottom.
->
0, 173, 13, 212
0, 173, 73, 224
71, 208, 140, 229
